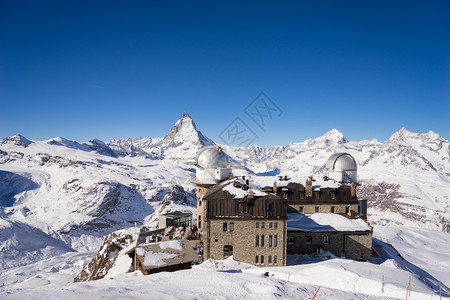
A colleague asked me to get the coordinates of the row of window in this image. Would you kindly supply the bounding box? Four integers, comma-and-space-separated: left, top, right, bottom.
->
255, 221, 278, 229
298, 206, 350, 214
282, 191, 336, 200
255, 255, 277, 264
288, 235, 330, 245
256, 234, 278, 247
223, 221, 280, 232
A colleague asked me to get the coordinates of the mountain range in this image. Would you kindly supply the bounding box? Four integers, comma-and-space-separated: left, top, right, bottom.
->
0, 112, 449, 269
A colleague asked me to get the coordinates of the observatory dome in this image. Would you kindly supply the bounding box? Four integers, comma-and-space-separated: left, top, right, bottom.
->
195, 145, 228, 169
326, 153, 357, 171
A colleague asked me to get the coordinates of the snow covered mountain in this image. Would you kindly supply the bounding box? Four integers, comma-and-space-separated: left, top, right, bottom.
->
107, 112, 214, 161
222, 128, 450, 232
1, 112, 449, 271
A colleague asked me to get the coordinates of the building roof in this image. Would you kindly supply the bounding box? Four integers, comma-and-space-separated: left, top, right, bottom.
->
159, 211, 192, 219
136, 240, 198, 271
326, 153, 357, 171
287, 213, 371, 232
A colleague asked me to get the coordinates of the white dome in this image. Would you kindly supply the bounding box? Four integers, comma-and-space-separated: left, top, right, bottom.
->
326, 153, 357, 171
195, 145, 228, 169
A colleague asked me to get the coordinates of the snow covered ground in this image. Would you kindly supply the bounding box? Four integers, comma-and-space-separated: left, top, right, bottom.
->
1, 225, 448, 299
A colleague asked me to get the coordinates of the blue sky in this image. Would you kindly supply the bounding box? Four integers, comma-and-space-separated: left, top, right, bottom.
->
1, 1, 449, 146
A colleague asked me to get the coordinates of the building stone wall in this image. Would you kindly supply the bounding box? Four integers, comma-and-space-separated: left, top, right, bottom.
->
196, 186, 209, 230
286, 204, 359, 214
287, 230, 372, 261
207, 219, 287, 266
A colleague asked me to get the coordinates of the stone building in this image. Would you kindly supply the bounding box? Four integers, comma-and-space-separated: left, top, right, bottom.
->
192, 147, 372, 266
202, 179, 288, 266
286, 213, 372, 261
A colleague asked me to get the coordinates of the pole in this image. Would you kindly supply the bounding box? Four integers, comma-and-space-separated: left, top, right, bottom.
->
312, 286, 321, 300
440, 286, 442, 300
409, 276, 411, 297
288, 273, 290, 282
382, 275, 385, 294
406, 282, 409, 300
134, 222, 137, 272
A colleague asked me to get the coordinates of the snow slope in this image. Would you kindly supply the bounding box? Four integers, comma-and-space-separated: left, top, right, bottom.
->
0, 225, 448, 299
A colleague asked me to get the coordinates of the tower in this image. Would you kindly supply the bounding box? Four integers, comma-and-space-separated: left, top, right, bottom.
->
192, 146, 231, 231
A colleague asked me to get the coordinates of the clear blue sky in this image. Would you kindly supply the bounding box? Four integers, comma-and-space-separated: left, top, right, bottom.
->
1, 1, 449, 146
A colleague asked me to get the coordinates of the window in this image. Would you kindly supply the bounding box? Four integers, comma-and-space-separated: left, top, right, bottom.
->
269, 222, 272, 228
223, 245, 233, 259
223, 222, 227, 232
274, 235, 278, 247
198, 220, 201, 228
261, 222, 265, 228
306, 236, 312, 245
268, 202, 274, 212
261, 235, 265, 247
261, 255, 264, 264
299, 206, 304, 213
345, 206, 350, 214
315, 206, 319, 213
283, 193, 288, 199
299, 192, 304, 199
199, 200, 202, 206
331, 206, 335, 213
324, 235, 330, 244
230, 222, 234, 232
255, 235, 259, 247
331, 191, 335, 199
268, 256, 272, 264
255, 256, 259, 264
274, 255, 277, 264
274, 222, 278, 228
288, 236, 294, 245
256, 222, 259, 228
315, 192, 320, 200
269, 235, 273, 247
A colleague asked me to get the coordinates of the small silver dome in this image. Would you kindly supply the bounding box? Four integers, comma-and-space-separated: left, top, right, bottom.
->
195, 145, 228, 169
326, 153, 357, 171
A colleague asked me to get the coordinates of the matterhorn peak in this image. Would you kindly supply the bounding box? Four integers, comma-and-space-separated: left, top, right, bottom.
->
161, 112, 214, 148
182, 111, 192, 119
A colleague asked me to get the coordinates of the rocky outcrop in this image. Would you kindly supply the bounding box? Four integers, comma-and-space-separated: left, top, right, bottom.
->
73, 230, 133, 282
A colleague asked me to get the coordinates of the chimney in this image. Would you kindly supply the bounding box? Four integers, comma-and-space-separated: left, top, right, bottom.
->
305, 178, 313, 198
273, 181, 277, 194
351, 182, 356, 198
248, 189, 254, 199
245, 179, 249, 185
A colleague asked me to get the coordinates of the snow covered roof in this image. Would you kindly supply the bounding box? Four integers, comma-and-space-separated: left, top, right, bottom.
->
287, 213, 371, 232
136, 240, 198, 270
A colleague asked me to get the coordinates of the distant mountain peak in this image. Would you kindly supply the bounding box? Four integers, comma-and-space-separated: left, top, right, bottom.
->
319, 129, 348, 144
1, 134, 33, 147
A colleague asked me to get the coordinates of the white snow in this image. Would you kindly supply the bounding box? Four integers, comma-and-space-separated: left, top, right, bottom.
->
136, 247, 179, 267
158, 240, 183, 251
287, 213, 371, 232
